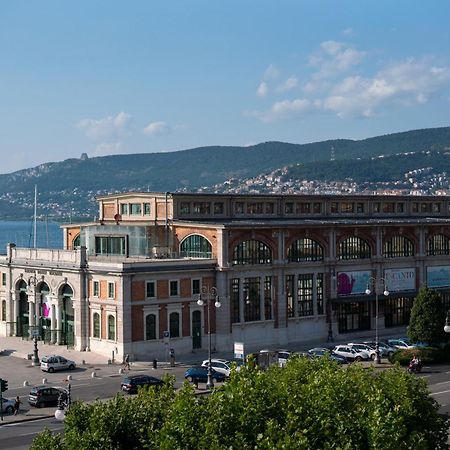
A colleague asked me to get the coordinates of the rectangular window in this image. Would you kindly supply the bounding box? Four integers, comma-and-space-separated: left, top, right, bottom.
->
180, 202, 190, 214
265, 203, 275, 214
169, 280, 179, 297
286, 275, 295, 318
284, 202, 294, 214
144, 203, 151, 215
231, 279, 240, 323
247, 202, 263, 214
340, 202, 354, 213
264, 276, 272, 320
146, 281, 156, 298
130, 203, 142, 215
193, 202, 210, 214
373, 202, 381, 213
397, 203, 405, 213
95, 236, 126, 255
412, 203, 419, 213
108, 282, 115, 299
93, 281, 99, 297
244, 277, 260, 322
382, 202, 395, 213
330, 202, 338, 213
192, 279, 201, 296
120, 203, 129, 215
213, 202, 224, 214
433, 203, 441, 213
317, 273, 324, 315
1, 273, 6, 286
356, 202, 364, 213
421, 203, 431, 213
234, 202, 244, 214
297, 203, 311, 214
297, 274, 314, 317
313, 202, 321, 214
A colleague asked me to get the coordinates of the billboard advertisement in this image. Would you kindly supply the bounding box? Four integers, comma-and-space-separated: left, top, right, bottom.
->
384, 268, 416, 292
427, 266, 450, 288
337, 271, 371, 296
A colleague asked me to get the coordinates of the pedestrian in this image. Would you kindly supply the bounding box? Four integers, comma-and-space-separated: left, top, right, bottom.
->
13, 396, 21, 415
123, 354, 130, 371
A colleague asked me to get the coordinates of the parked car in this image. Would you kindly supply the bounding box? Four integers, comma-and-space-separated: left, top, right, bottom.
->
41, 355, 76, 373
387, 338, 416, 350
348, 343, 377, 360
363, 341, 396, 357
201, 359, 242, 377
1, 397, 15, 414
277, 350, 295, 367
28, 385, 64, 408
120, 375, 164, 394
307, 347, 347, 364
333, 345, 370, 362
184, 366, 226, 384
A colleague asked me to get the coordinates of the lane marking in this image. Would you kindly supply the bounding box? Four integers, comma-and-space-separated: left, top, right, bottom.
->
431, 389, 450, 395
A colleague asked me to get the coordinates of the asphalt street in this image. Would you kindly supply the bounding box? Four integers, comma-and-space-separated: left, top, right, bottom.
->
1, 356, 450, 449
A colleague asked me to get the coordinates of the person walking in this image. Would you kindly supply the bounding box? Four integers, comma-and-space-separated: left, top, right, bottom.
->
123, 354, 131, 371
13, 396, 21, 415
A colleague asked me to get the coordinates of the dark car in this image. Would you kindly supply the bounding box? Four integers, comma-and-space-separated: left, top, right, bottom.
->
307, 347, 347, 364
28, 385, 63, 408
121, 375, 164, 394
184, 366, 226, 384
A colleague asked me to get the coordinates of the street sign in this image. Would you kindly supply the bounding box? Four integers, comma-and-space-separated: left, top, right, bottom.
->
234, 342, 244, 360
163, 330, 170, 344
30, 328, 40, 338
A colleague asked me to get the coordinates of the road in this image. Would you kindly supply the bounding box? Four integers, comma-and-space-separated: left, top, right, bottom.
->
1, 357, 450, 448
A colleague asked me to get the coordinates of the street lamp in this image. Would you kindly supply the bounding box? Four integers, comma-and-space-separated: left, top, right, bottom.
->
197, 286, 221, 390
54, 383, 71, 421
365, 277, 389, 364
444, 310, 450, 333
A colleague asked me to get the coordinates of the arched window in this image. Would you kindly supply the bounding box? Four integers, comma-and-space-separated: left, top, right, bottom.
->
232, 240, 272, 265
180, 235, 212, 258
338, 237, 371, 260
383, 236, 414, 258
73, 234, 80, 248
146, 314, 156, 340
427, 234, 450, 256
107, 315, 115, 341
17, 280, 27, 291
287, 238, 323, 262
169, 312, 180, 338
93, 312, 100, 338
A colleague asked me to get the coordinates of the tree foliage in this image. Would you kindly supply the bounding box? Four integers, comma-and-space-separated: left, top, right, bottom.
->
408, 286, 448, 345
31, 358, 448, 450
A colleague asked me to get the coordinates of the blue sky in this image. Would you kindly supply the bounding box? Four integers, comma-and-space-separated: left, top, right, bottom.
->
1, 1, 450, 174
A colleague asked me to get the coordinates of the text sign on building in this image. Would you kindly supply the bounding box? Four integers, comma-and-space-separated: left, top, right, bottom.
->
337, 271, 371, 296
384, 268, 416, 292
234, 342, 244, 360
427, 266, 450, 288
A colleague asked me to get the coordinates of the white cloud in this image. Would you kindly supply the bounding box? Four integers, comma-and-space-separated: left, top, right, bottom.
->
263, 64, 280, 80
257, 81, 268, 97
342, 28, 353, 36
77, 112, 132, 140
276, 76, 298, 93
245, 98, 313, 123
92, 142, 122, 156
143, 121, 171, 136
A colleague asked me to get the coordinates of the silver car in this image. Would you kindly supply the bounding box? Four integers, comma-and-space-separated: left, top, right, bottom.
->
41, 355, 76, 373
1, 398, 15, 414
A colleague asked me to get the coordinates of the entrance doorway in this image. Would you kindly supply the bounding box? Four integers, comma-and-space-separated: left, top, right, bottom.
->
192, 310, 202, 349
38, 282, 51, 343
61, 284, 74, 347
17, 280, 28, 337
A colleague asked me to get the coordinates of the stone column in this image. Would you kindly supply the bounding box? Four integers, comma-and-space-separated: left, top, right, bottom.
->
56, 300, 63, 344
50, 303, 57, 344
11, 291, 18, 336
28, 299, 35, 327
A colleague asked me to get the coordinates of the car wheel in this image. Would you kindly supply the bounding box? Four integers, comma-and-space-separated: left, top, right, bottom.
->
371, 354, 376, 361
5, 406, 13, 414
212, 377, 218, 383
187, 376, 193, 382
355, 356, 362, 362
48, 367, 54, 373
69, 364, 75, 370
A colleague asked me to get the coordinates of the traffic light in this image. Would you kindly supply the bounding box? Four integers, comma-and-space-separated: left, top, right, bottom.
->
0, 379, 8, 392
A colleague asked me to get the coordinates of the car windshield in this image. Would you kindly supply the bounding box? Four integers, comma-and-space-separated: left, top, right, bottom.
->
41, 357, 48, 363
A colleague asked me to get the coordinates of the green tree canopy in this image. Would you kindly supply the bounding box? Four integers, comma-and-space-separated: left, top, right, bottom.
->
408, 285, 448, 346
31, 359, 448, 450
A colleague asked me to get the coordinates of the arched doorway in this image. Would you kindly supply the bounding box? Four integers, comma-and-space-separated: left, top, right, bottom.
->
192, 310, 202, 349
61, 284, 74, 347
37, 282, 51, 343
17, 280, 28, 337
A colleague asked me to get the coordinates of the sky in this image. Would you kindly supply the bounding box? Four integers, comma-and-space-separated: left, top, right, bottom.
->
1, 1, 450, 174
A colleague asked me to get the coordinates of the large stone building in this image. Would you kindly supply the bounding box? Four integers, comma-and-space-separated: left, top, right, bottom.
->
1, 192, 450, 361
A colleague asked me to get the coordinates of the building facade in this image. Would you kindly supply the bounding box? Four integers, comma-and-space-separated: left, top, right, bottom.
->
1, 192, 450, 361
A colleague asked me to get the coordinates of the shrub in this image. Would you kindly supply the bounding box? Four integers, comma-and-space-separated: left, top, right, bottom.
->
389, 345, 450, 365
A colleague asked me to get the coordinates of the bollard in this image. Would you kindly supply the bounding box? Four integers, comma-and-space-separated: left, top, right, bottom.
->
119, 368, 124, 374
23, 381, 29, 387
67, 375, 72, 381
152, 359, 158, 370
91, 371, 97, 378
42, 378, 47, 384
82, 359, 86, 365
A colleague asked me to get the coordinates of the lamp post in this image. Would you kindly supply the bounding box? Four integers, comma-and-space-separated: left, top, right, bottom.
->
197, 286, 221, 390
444, 310, 450, 334
365, 277, 389, 364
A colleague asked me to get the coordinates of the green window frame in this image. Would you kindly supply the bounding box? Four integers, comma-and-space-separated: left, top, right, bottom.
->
180, 235, 212, 258
93, 312, 100, 338
107, 315, 115, 341
145, 314, 156, 340
232, 240, 272, 265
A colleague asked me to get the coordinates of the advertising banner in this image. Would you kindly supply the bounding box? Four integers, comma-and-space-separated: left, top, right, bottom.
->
384, 268, 416, 292
337, 271, 371, 296
427, 266, 450, 288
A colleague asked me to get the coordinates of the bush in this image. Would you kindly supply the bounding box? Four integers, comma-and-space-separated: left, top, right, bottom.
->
389, 345, 450, 365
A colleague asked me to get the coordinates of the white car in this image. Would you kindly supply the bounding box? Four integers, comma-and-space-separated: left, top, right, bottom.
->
41, 355, 76, 373
333, 345, 370, 362
348, 343, 377, 360
1, 398, 15, 414
201, 359, 241, 377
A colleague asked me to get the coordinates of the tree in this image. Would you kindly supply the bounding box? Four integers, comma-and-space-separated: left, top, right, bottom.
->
408, 285, 448, 346
31, 358, 448, 449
